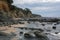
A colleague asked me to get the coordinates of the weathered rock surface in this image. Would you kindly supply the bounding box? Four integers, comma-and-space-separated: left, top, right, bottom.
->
0, 0, 41, 19
0, 0, 42, 26
34, 31, 49, 40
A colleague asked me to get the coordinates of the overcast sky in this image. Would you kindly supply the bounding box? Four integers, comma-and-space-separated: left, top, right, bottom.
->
13, 0, 60, 17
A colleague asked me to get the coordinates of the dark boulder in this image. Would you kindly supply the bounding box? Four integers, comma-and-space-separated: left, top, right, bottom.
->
34, 31, 49, 40
24, 33, 31, 38
24, 33, 34, 38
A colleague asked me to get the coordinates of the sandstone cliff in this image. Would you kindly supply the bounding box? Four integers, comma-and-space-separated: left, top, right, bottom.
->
0, 0, 41, 19
0, 0, 41, 26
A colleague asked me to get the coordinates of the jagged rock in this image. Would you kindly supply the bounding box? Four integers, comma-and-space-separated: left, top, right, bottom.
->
34, 31, 49, 40
0, 31, 16, 36
0, 32, 8, 36
0, 1, 10, 12
0, 0, 41, 19
0, 31, 16, 40
24, 33, 33, 38
0, 0, 41, 26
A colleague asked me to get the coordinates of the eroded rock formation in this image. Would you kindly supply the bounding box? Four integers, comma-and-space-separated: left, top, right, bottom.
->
0, 1, 9, 12
0, 0, 41, 25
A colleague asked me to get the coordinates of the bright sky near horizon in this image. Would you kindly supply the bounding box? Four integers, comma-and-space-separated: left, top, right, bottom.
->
13, 0, 60, 17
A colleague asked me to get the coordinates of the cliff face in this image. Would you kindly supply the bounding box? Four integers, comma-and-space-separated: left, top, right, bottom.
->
10, 5, 33, 18
0, 0, 41, 19
0, 1, 9, 12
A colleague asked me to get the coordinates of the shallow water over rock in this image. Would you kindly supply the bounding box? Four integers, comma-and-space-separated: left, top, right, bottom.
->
0, 22, 60, 40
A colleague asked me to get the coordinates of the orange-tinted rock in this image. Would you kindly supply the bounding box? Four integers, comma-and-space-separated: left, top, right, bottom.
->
0, 1, 10, 12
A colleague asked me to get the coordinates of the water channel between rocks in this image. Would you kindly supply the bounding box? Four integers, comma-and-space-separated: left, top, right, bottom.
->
0, 22, 60, 40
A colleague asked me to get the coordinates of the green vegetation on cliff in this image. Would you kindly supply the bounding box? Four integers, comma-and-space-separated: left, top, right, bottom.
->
10, 5, 33, 18
0, 0, 41, 26
0, 0, 41, 18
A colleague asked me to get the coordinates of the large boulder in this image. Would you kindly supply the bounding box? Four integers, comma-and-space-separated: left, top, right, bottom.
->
34, 31, 49, 40
24, 33, 33, 38
0, 31, 16, 36
0, 31, 16, 40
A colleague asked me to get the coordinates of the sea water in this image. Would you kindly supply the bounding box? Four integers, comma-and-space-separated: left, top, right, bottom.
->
0, 22, 60, 40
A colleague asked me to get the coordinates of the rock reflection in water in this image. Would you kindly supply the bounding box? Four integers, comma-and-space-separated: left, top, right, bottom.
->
24, 37, 41, 40
19, 37, 49, 40
0, 36, 13, 40
0, 32, 16, 40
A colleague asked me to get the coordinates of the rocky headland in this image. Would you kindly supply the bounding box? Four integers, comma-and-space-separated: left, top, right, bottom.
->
0, 0, 60, 40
